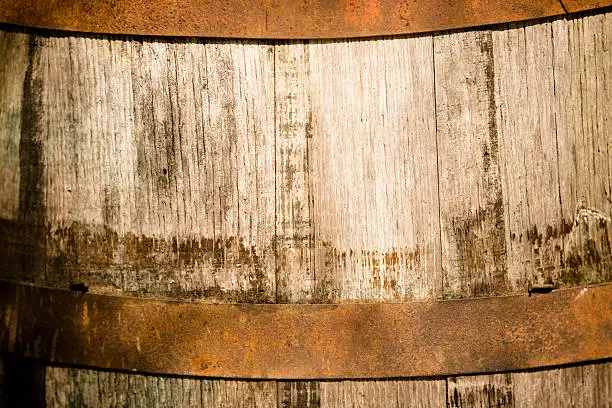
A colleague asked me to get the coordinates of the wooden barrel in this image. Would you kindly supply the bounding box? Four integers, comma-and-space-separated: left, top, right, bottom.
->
0, 4, 611, 407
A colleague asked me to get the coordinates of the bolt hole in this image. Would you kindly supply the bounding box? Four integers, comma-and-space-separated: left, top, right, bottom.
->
70, 282, 89, 294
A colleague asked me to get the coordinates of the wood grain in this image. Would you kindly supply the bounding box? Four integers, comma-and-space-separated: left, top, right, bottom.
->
447, 12, 612, 406
448, 361, 612, 407
0, 9, 610, 408
320, 380, 447, 408
0, 29, 27, 221
275, 41, 316, 304
434, 29, 509, 298
0, 32, 278, 407
274, 35, 445, 406
0, 34, 277, 302
552, 11, 612, 285
493, 20, 563, 293
306, 35, 442, 302
45, 367, 277, 408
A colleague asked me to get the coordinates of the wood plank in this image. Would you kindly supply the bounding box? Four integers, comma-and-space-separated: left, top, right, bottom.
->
320, 380, 447, 408
512, 362, 612, 408
0, 29, 33, 285
434, 29, 509, 298
447, 373, 515, 407
306, 35, 442, 302
275, 35, 445, 406
447, 12, 612, 407
275, 41, 315, 304
201, 380, 277, 408
552, 11, 612, 285
0, 29, 28, 221
45, 366, 279, 408
435, 11, 611, 296
0, 32, 277, 407
493, 20, 564, 292
47, 367, 268, 408
0, 33, 277, 302
0, 30, 48, 408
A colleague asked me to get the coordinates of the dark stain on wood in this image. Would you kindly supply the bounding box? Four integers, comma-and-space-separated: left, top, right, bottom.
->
102, 186, 120, 231
17, 35, 46, 284
315, 245, 424, 301
447, 198, 508, 297
0, 218, 274, 303
69, 281, 89, 293
505, 212, 612, 287
445, 31, 508, 298
278, 381, 321, 408
479, 31, 499, 169
448, 375, 515, 408
561, 213, 612, 285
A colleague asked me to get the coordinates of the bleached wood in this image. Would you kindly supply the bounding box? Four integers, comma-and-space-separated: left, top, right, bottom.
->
306, 35, 441, 302
552, 12, 612, 284
1, 34, 277, 301
200, 379, 277, 408
447, 374, 515, 407
449, 361, 612, 408
493, 21, 564, 293
275, 41, 316, 304
513, 362, 612, 408
320, 380, 447, 408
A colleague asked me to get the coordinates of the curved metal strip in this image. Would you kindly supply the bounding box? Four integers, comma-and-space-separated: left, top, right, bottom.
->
0, 281, 610, 379
0, 0, 609, 39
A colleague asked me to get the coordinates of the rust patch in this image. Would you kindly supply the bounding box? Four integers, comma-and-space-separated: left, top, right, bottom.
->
562, 0, 612, 11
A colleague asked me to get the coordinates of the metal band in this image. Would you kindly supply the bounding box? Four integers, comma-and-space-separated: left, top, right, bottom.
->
0, 281, 610, 379
0, 1, 610, 39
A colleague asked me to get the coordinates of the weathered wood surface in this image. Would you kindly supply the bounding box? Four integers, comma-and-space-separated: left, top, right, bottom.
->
444, 12, 612, 405
448, 361, 612, 407
0, 9, 610, 408
274, 36, 445, 406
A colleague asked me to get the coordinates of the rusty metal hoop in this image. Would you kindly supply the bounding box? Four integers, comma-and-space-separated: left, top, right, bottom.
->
1, 281, 610, 379
0, 0, 610, 39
